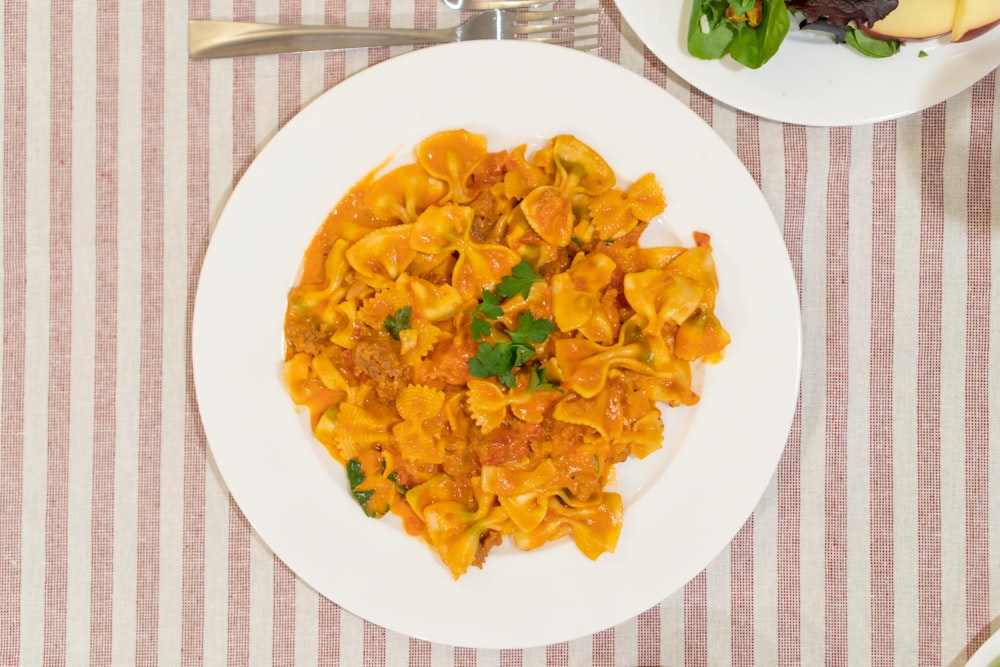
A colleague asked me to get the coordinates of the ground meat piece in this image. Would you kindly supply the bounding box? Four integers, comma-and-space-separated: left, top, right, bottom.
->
469, 194, 499, 242
471, 420, 545, 468
284, 313, 330, 357
413, 336, 476, 387
468, 151, 508, 192
352, 338, 412, 400
441, 445, 480, 484
537, 245, 573, 278
471, 529, 504, 569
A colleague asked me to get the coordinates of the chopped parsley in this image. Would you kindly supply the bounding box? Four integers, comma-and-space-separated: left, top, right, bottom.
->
346, 459, 379, 517
383, 306, 412, 340
467, 312, 554, 388
470, 316, 492, 341
527, 364, 558, 392
507, 311, 554, 346
465, 263, 556, 390
470, 289, 503, 340
468, 341, 522, 388
495, 260, 544, 299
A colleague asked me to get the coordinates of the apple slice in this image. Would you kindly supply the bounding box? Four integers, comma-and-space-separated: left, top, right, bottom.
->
863, 0, 957, 40
952, 0, 1000, 41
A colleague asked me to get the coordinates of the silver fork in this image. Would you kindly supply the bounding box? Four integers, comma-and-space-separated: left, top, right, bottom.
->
441, 0, 555, 9
188, 9, 600, 59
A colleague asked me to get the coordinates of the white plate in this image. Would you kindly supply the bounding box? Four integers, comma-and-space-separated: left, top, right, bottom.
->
968, 629, 1000, 667
614, 0, 1000, 126
192, 40, 801, 649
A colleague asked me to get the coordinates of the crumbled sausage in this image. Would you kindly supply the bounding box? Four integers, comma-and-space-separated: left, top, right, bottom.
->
352, 338, 412, 400
284, 313, 330, 357
472, 529, 504, 569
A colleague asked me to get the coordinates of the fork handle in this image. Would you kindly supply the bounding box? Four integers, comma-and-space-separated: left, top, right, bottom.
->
189, 20, 452, 59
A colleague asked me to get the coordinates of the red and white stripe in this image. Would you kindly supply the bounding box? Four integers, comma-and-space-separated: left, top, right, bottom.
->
1, 0, 999, 665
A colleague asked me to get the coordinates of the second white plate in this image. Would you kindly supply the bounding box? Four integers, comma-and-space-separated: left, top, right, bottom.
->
615, 0, 1000, 126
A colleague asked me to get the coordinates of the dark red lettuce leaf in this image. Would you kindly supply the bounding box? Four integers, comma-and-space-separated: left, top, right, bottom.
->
785, 0, 898, 27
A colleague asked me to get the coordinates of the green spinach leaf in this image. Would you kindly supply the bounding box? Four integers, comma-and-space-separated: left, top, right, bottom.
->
844, 25, 900, 58
688, 0, 738, 60
727, 0, 789, 69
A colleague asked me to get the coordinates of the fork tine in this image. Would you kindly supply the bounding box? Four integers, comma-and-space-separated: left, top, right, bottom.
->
509, 8, 600, 21
537, 33, 598, 46
511, 7, 600, 38
515, 21, 599, 36
513, 15, 600, 38
442, 0, 554, 9
527, 34, 600, 50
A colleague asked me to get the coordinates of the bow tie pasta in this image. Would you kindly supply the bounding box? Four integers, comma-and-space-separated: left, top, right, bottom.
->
283, 130, 730, 579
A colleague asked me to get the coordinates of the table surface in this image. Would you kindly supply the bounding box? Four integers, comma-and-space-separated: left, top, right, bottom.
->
2, 1, 998, 666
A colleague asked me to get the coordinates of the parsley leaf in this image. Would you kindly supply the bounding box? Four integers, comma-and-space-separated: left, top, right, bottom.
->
510, 343, 536, 367
346, 459, 380, 517
508, 311, 554, 345
476, 290, 503, 318
383, 306, 412, 340
527, 364, 558, 392
468, 342, 512, 380
495, 261, 543, 299
468, 342, 537, 388
467, 314, 554, 389
469, 290, 503, 341
470, 317, 492, 341
386, 470, 407, 494
466, 263, 555, 389
497, 367, 517, 389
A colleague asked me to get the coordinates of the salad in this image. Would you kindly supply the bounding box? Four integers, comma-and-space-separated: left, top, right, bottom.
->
687, 0, 905, 68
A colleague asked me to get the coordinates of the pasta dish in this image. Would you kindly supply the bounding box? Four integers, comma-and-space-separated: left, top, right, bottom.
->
282, 130, 730, 579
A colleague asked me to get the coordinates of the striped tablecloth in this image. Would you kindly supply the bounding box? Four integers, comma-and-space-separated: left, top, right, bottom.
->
2, 1, 998, 665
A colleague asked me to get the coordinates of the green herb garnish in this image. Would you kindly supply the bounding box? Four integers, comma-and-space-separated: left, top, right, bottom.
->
507, 311, 554, 346
466, 263, 555, 389
347, 459, 378, 517
495, 260, 544, 299
470, 316, 492, 341
347, 458, 395, 517
383, 306, 412, 340
527, 364, 559, 392
387, 470, 407, 494
470, 290, 502, 340
475, 289, 504, 319
468, 342, 521, 388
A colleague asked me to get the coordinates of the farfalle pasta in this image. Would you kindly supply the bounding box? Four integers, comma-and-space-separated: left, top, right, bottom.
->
283, 130, 730, 579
